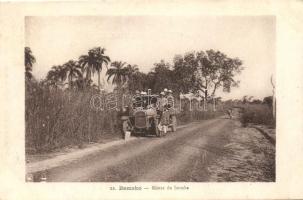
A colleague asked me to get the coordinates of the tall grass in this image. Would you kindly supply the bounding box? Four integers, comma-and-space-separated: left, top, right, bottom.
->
177, 110, 223, 125
26, 82, 225, 153
240, 104, 275, 127
25, 83, 121, 154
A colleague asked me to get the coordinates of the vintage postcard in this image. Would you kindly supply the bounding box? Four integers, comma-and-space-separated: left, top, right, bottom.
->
1, 1, 303, 200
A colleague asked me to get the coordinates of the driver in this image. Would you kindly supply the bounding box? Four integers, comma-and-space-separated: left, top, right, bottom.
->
133, 90, 142, 108
141, 91, 148, 108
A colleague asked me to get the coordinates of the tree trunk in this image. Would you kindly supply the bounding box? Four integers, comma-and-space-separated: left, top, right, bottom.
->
98, 72, 101, 91
179, 95, 182, 111
273, 94, 276, 119
203, 97, 206, 111
204, 90, 208, 111
117, 82, 123, 110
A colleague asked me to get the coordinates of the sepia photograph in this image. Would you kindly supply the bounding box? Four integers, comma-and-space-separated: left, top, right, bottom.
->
24, 16, 276, 182
2, 1, 303, 199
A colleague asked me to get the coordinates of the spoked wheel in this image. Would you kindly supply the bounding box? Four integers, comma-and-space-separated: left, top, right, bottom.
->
171, 115, 177, 132
122, 120, 128, 133
154, 118, 163, 137
122, 120, 132, 137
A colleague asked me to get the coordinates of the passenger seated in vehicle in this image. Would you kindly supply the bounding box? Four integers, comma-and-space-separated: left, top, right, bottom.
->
167, 90, 174, 109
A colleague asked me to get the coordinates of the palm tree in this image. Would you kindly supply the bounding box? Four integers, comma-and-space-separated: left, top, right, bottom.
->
63, 60, 82, 89
94, 47, 110, 90
47, 65, 66, 81
125, 64, 139, 75
106, 61, 129, 108
46, 65, 66, 88
106, 61, 129, 88
79, 47, 110, 90
124, 64, 141, 93
24, 47, 36, 80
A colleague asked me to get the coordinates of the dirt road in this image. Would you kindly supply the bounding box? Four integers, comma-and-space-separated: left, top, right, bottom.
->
31, 117, 275, 182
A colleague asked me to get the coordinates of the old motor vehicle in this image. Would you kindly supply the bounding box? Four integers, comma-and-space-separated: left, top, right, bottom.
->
121, 93, 177, 137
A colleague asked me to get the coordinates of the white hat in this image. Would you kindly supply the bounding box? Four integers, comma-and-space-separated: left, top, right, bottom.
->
141, 91, 147, 95
164, 88, 168, 92
168, 90, 172, 93
160, 92, 165, 95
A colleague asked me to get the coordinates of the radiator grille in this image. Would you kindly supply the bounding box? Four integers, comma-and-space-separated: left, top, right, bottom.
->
135, 111, 146, 128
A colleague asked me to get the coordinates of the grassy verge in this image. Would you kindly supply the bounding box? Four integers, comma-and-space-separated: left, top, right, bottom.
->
240, 104, 275, 128
26, 87, 122, 154
177, 110, 224, 125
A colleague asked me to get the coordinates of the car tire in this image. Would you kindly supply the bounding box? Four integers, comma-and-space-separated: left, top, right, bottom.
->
122, 120, 131, 136
171, 116, 177, 132
154, 118, 161, 137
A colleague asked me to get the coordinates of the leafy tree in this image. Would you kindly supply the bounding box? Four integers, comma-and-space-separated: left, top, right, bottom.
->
150, 60, 175, 94
263, 96, 273, 107
124, 64, 143, 93
172, 53, 197, 94
71, 79, 93, 91
127, 70, 148, 93
252, 99, 262, 104
172, 50, 243, 99
24, 47, 36, 80
194, 50, 243, 99
242, 95, 254, 104
125, 64, 139, 75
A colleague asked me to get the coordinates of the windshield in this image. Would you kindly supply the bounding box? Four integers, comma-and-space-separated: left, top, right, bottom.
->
133, 95, 158, 109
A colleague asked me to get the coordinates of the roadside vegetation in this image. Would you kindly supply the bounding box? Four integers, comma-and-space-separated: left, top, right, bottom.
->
239, 96, 276, 128
26, 46, 267, 154
240, 104, 275, 127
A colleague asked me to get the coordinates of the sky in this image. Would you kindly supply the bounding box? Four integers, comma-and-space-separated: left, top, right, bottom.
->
25, 16, 275, 100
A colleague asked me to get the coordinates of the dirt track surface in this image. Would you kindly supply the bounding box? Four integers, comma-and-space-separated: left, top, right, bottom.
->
31, 117, 275, 182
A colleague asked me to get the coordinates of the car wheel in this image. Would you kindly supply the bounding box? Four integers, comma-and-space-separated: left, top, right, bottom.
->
171, 116, 177, 132
154, 118, 161, 137
122, 120, 132, 136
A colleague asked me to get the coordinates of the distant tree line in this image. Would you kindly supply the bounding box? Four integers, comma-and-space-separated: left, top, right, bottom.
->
25, 47, 244, 102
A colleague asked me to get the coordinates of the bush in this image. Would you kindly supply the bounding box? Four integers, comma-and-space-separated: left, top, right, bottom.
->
177, 110, 223, 125
240, 104, 275, 127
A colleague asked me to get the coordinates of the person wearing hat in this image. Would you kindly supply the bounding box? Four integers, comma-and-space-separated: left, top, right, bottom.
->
163, 88, 168, 97
158, 91, 169, 134
141, 91, 148, 108
167, 90, 174, 109
133, 90, 142, 108
158, 92, 167, 111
